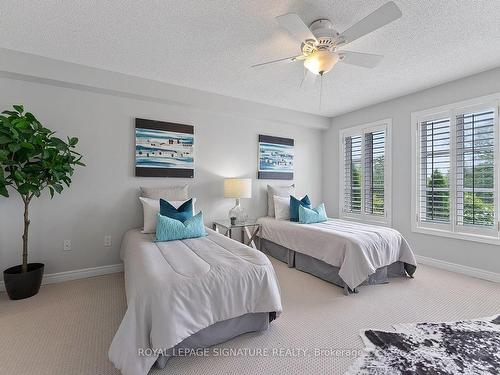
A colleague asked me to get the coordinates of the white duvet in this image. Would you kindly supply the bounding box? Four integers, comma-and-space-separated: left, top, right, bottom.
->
257, 217, 417, 290
109, 229, 282, 375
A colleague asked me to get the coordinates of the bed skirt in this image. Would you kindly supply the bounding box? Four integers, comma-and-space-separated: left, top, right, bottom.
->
260, 238, 412, 295
156, 312, 274, 368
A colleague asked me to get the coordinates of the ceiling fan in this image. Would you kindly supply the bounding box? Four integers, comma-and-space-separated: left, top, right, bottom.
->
252, 1, 402, 83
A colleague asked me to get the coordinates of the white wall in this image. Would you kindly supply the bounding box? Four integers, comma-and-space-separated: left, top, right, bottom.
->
4, 47, 499, 281
323, 66, 500, 275
0, 54, 323, 277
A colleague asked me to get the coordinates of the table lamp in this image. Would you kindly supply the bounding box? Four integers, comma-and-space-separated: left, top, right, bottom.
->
224, 178, 252, 224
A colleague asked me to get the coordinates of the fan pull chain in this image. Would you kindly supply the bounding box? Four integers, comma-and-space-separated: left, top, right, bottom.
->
299, 68, 306, 88
319, 74, 323, 112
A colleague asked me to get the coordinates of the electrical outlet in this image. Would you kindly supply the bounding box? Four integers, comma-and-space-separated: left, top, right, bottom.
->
63, 240, 71, 251
104, 235, 112, 247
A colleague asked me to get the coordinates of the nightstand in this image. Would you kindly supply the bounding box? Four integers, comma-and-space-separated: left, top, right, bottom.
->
212, 220, 261, 249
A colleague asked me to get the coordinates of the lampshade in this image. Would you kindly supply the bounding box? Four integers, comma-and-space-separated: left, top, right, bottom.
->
224, 178, 252, 199
304, 50, 339, 76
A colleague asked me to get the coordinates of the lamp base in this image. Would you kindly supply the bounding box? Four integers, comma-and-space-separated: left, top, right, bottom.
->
229, 198, 248, 224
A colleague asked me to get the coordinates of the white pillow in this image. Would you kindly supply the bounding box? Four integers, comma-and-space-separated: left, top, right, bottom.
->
140, 185, 189, 200
139, 197, 196, 233
273, 195, 290, 221
267, 184, 295, 217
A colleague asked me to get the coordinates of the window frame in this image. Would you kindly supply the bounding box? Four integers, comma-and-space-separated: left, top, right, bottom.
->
411, 94, 500, 244
339, 119, 392, 225
415, 110, 453, 233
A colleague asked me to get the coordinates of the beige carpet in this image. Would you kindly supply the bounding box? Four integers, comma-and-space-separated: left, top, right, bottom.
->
1, 259, 499, 375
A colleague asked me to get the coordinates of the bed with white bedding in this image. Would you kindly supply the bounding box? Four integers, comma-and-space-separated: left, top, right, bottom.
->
109, 228, 282, 375
256, 217, 417, 294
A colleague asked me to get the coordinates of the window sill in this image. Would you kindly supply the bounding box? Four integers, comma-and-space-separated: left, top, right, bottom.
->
412, 225, 500, 245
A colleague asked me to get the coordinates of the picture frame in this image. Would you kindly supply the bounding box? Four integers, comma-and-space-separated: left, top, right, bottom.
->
135, 118, 194, 178
258, 134, 294, 180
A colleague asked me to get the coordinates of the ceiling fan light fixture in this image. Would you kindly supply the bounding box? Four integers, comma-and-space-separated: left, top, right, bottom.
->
303, 50, 338, 75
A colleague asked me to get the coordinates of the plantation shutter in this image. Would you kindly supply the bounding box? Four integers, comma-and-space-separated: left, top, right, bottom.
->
343, 135, 362, 213
455, 109, 495, 228
364, 130, 385, 216
344, 136, 352, 212
419, 118, 451, 223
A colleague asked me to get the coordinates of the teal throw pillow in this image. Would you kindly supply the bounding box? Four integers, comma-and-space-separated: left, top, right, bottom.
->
156, 212, 207, 242
289, 195, 311, 222
160, 198, 193, 223
298, 203, 327, 224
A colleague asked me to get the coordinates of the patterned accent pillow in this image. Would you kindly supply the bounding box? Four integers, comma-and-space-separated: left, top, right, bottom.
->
289, 195, 311, 222
298, 203, 327, 224
155, 212, 207, 242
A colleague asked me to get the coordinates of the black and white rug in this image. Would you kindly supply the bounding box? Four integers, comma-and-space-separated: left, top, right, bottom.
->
347, 314, 500, 374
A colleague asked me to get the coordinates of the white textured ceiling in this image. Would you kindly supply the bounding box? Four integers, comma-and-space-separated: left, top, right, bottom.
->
1, 0, 500, 117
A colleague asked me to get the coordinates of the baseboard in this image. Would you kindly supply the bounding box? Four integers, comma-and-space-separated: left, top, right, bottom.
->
415, 255, 500, 283
2, 257, 497, 292
0, 263, 123, 292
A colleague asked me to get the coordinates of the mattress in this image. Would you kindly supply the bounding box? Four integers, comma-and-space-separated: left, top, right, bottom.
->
257, 217, 417, 290
109, 228, 282, 375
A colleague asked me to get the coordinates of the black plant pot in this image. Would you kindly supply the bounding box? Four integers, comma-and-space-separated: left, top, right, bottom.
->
3, 263, 44, 300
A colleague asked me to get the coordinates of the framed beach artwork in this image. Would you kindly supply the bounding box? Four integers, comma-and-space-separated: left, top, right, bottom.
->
135, 118, 194, 178
258, 134, 294, 180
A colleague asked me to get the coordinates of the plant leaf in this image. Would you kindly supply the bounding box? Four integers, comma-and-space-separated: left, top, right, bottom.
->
17, 183, 33, 195
13, 105, 24, 114
2, 110, 18, 116
0, 184, 8, 197
20, 142, 35, 150
8, 143, 21, 152
53, 183, 63, 194
0, 135, 11, 144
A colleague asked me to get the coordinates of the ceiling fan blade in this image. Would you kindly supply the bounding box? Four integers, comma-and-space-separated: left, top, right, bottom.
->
337, 51, 383, 68
337, 1, 402, 45
300, 69, 317, 89
251, 55, 304, 68
276, 13, 318, 44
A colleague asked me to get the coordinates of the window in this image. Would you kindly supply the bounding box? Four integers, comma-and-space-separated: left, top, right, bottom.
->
340, 120, 391, 224
419, 117, 451, 224
455, 110, 495, 229
412, 96, 500, 243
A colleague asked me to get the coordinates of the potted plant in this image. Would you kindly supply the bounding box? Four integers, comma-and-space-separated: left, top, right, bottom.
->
0, 105, 84, 300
